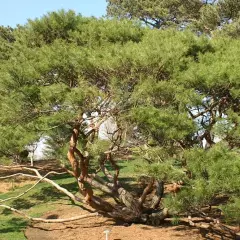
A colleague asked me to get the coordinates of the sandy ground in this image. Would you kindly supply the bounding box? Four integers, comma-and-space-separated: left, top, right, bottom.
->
25, 205, 206, 240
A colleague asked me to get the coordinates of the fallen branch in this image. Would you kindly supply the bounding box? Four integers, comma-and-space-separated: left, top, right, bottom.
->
0, 165, 29, 169
0, 171, 66, 203
0, 173, 36, 180
0, 204, 98, 223
139, 178, 154, 206
151, 180, 164, 209
0, 164, 64, 172
166, 216, 238, 239
0, 170, 79, 204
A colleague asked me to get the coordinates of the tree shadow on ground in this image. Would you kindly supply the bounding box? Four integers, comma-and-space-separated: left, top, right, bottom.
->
30, 186, 68, 202
60, 182, 79, 193
49, 173, 73, 181
11, 198, 35, 210
0, 217, 28, 234
118, 177, 138, 192
1, 208, 12, 215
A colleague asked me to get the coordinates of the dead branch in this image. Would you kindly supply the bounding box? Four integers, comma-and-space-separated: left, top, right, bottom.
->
117, 187, 141, 214
139, 178, 154, 207
85, 176, 114, 196
0, 173, 35, 180
108, 153, 120, 187
0, 170, 79, 204
0, 204, 98, 223
151, 180, 164, 209
90, 173, 114, 188
0, 171, 66, 203
186, 216, 237, 239
99, 155, 114, 182
163, 215, 237, 239
61, 164, 75, 177
0, 164, 64, 172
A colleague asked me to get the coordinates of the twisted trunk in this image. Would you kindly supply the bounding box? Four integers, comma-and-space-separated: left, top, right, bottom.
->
66, 120, 168, 223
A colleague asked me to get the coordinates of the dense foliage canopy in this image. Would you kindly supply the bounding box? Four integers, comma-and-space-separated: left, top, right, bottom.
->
0, 9, 239, 225
107, 0, 240, 34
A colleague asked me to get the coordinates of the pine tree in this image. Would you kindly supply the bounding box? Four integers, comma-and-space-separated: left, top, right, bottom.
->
107, 0, 240, 33
0, 10, 239, 227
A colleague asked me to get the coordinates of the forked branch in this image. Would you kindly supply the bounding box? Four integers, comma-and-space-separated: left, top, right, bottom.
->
0, 171, 66, 203
0, 170, 80, 204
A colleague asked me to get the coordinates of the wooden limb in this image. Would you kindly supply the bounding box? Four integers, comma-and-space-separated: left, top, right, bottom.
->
61, 164, 75, 177
0, 165, 50, 170
67, 148, 80, 178
184, 216, 237, 239
76, 152, 88, 184
85, 115, 109, 137
99, 155, 114, 182
90, 174, 114, 188
65, 118, 118, 214
188, 101, 218, 119
67, 123, 97, 204
139, 17, 161, 28
90, 173, 123, 204
67, 124, 82, 178
75, 152, 93, 204
0, 173, 35, 180
103, 123, 122, 187
107, 153, 120, 187
99, 152, 120, 188
22, 167, 42, 178
147, 208, 169, 225
151, 180, 164, 209
74, 146, 85, 161
1, 169, 80, 204
117, 187, 141, 214
83, 195, 114, 213
194, 210, 240, 235
78, 173, 118, 208
98, 151, 142, 213
139, 178, 154, 207
85, 176, 114, 195
0, 171, 66, 203
0, 204, 98, 223
0, 165, 65, 173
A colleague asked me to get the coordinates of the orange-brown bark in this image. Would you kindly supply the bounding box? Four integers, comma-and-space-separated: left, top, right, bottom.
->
65, 117, 169, 223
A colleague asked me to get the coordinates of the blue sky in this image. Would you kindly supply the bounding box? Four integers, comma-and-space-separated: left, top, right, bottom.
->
0, 0, 107, 27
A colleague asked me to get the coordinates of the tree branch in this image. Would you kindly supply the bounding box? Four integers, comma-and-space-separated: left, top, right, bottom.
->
188, 101, 219, 119
151, 180, 164, 209
139, 178, 154, 207
0, 204, 98, 223
99, 156, 114, 182
0, 173, 36, 180
0, 170, 80, 204
0, 171, 66, 203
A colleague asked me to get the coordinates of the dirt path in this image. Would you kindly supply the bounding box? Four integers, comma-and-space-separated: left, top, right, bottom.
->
25, 205, 205, 240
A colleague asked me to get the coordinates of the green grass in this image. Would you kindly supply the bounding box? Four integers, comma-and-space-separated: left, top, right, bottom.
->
0, 159, 141, 240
